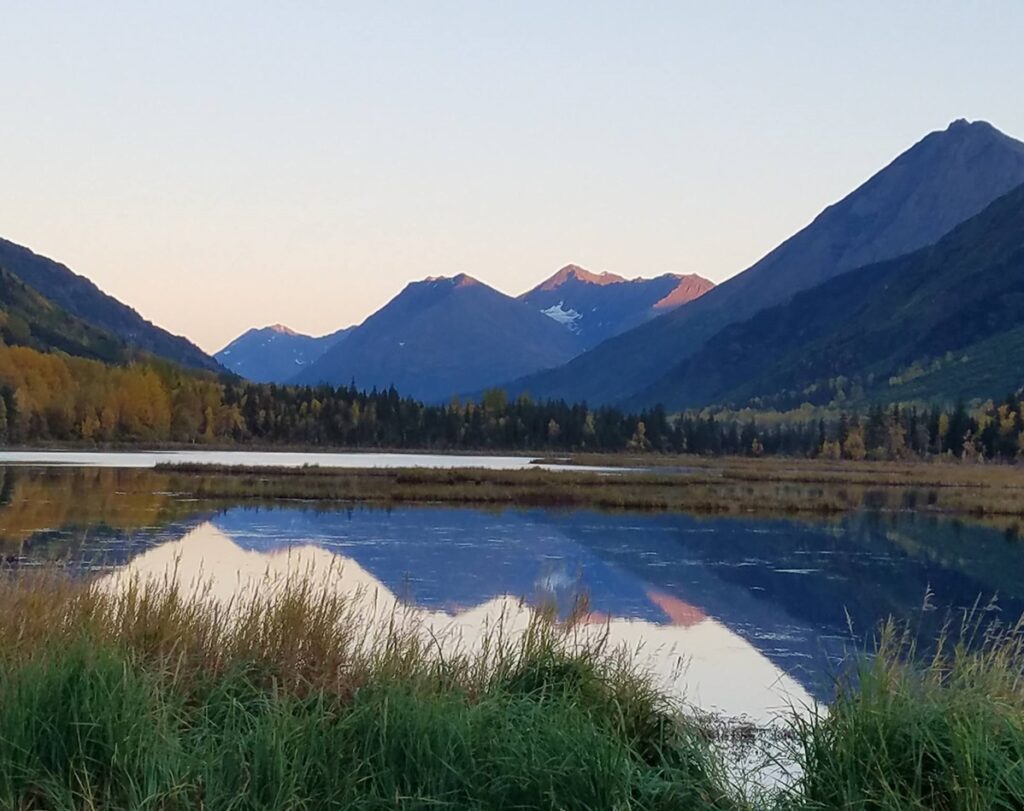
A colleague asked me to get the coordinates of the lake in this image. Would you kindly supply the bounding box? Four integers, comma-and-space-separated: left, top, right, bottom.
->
0, 449, 619, 472
2, 465, 1020, 726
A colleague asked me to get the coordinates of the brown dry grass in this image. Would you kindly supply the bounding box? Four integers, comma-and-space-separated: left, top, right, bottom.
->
155, 457, 1024, 519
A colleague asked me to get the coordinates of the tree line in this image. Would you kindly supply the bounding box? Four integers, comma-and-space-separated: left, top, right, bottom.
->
0, 344, 664, 451
674, 399, 1024, 461
0, 342, 1022, 461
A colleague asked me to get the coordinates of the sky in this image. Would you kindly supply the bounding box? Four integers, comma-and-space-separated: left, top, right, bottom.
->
2, 2, 1023, 353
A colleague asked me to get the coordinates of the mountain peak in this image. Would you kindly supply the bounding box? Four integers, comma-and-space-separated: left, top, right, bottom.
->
422, 273, 481, 289
926, 119, 1018, 153
945, 117, 997, 133
293, 267, 581, 402
451, 273, 481, 288
651, 274, 716, 311
507, 120, 1024, 409
537, 265, 625, 291
216, 323, 350, 383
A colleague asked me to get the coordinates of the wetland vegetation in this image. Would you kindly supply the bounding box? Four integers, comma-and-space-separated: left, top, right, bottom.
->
0, 571, 1022, 809
155, 455, 1024, 521
3, 460, 1024, 808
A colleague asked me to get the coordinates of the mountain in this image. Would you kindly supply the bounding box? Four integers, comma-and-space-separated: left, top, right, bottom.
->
293, 274, 583, 402
519, 264, 714, 349
216, 325, 351, 383
0, 267, 127, 363
0, 237, 222, 372
506, 120, 1024, 407
641, 181, 1024, 409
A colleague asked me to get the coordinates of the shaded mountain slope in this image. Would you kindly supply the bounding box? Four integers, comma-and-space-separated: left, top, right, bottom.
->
293, 274, 583, 402
0, 267, 127, 363
216, 325, 350, 383
647, 182, 1024, 409
0, 237, 222, 372
507, 119, 1024, 406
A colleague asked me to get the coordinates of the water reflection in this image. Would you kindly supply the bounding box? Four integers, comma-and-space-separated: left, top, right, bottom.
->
0, 449, 621, 472
99, 518, 814, 723
3, 467, 1024, 723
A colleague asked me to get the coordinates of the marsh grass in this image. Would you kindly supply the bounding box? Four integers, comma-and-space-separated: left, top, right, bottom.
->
3, 569, 1024, 809
0, 571, 738, 810
786, 615, 1024, 810
156, 459, 1024, 519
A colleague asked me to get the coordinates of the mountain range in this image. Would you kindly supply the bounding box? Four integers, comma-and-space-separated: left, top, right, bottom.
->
217, 265, 713, 396
291, 274, 584, 402
4, 118, 1024, 412
508, 119, 1024, 408
227, 119, 1024, 409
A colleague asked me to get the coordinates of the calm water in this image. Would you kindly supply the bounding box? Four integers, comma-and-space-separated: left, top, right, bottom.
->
3, 466, 1021, 724
0, 449, 617, 472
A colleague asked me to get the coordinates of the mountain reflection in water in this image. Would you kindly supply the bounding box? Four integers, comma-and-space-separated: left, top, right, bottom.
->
99, 518, 814, 723
4, 467, 1024, 722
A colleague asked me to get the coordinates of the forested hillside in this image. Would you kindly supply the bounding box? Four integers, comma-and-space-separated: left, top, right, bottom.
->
0, 237, 222, 372
0, 268, 127, 363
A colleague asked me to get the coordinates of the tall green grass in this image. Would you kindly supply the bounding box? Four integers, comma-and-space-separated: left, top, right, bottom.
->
0, 573, 737, 810
787, 617, 1024, 810
3, 571, 1024, 809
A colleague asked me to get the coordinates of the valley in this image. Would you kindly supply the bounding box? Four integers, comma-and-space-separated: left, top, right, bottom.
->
2, 107, 1024, 811
6, 7, 1024, 807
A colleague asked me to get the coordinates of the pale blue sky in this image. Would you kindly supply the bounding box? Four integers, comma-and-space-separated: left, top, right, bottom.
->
2, 2, 1021, 352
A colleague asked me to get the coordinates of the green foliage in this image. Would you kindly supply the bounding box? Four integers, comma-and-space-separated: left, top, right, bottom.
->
3, 327, 1023, 463
0, 267, 127, 363
4, 565, 1024, 807
788, 620, 1024, 810
0, 574, 736, 810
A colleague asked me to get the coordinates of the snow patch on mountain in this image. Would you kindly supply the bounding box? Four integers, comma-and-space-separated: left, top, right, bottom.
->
541, 302, 583, 330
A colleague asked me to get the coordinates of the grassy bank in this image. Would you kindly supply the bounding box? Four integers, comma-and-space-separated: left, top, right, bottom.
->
0, 572, 1023, 808
785, 618, 1024, 810
157, 458, 1024, 519
0, 573, 733, 810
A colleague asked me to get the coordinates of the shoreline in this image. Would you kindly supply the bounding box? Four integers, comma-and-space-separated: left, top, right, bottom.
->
152, 461, 1024, 521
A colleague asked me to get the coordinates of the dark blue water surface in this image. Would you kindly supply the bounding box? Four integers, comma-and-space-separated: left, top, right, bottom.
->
3, 467, 1022, 704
